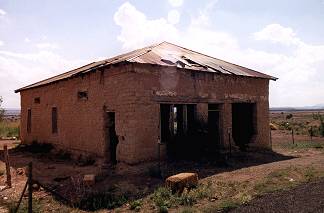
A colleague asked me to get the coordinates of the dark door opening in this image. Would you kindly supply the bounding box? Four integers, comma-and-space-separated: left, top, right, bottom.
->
160, 104, 202, 159
208, 104, 221, 153
232, 103, 256, 150
105, 111, 118, 165
160, 104, 172, 143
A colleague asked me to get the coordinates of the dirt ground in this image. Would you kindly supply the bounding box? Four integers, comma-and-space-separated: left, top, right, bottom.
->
230, 178, 324, 213
0, 110, 324, 212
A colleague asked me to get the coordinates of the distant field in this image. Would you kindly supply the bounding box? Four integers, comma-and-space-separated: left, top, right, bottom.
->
270, 110, 324, 138
0, 119, 20, 139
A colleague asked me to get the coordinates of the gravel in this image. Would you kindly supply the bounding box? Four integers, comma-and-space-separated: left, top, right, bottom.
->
231, 179, 324, 213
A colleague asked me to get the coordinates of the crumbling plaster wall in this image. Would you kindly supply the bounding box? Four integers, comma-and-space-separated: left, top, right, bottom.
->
20, 64, 139, 163
130, 64, 270, 162
19, 63, 270, 164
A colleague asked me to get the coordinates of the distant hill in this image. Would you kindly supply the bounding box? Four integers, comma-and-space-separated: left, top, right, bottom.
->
270, 105, 324, 112
3, 108, 21, 116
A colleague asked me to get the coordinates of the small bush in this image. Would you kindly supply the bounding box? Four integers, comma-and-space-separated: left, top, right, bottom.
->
152, 182, 212, 211
77, 191, 128, 211
8, 198, 42, 213
286, 114, 293, 119
152, 187, 174, 211
319, 117, 324, 137
129, 199, 142, 212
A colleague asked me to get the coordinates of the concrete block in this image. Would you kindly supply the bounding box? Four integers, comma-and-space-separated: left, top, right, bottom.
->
165, 172, 198, 193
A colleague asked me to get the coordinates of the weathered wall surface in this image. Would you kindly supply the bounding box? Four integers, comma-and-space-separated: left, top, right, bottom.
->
20, 65, 139, 163
129, 64, 270, 161
20, 63, 270, 164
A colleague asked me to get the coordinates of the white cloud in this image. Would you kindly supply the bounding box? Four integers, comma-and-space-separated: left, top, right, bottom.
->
253, 24, 301, 46
190, 0, 218, 28
168, 0, 184, 7
0, 50, 89, 108
0, 40, 4, 46
36, 42, 59, 49
0, 9, 6, 16
168, 10, 180, 25
114, 2, 179, 50
24, 38, 31, 43
113, 2, 324, 107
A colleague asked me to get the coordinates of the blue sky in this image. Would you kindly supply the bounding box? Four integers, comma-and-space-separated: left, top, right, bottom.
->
1, 0, 324, 108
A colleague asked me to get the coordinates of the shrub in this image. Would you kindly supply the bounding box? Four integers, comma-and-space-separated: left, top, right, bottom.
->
319, 116, 324, 137
129, 199, 142, 212
286, 114, 293, 119
152, 187, 174, 211
77, 191, 128, 210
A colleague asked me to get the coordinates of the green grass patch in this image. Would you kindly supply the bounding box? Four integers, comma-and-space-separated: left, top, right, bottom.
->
0, 120, 19, 138
218, 199, 240, 212
254, 166, 324, 195
152, 182, 213, 212
277, 141, 324, 150
8, 198, 43, 213
129, 199, 142, 212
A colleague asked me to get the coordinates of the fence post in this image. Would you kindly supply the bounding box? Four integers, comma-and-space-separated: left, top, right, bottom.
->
228, 128, 232, 158
291, 129, 295, 145
4, 144, 11, 188
270, 129, 272, 149
28, 162, 32, 213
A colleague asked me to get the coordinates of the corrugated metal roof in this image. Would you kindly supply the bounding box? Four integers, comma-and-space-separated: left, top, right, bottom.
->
15, 41, 277, 92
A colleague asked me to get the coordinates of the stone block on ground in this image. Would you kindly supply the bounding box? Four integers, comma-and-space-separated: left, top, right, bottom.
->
83, 174, 96, 186
165, 172, 198, 193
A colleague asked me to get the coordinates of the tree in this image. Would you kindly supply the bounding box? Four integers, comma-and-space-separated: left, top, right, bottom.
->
0, 96, 4, 121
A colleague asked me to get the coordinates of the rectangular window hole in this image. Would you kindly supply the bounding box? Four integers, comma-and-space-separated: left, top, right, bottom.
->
78, 91, 88, 100
34, 97, 40, 104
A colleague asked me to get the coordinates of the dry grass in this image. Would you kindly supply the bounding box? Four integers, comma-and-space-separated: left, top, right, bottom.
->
0, 162, 5, 176
0, 120, 20, 138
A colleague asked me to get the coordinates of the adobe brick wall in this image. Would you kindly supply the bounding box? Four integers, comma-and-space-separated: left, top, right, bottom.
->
129, 64, 270, 162
19, 63, 270, 164
20, 65, 140, 163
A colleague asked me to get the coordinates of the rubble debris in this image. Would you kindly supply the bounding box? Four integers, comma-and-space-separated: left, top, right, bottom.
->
16, 168, 25, 175
83, 174, 96, 186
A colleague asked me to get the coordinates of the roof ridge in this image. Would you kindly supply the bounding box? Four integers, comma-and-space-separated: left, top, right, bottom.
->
159, 41, 277, 80
15, 41, 277, 93
126, 42, 164, 62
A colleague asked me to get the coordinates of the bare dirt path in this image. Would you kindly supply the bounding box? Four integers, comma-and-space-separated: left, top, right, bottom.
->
230, 178, 324, 213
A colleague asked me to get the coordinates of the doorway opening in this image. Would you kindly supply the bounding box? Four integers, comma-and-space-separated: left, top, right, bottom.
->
232, 103, 257, 150
160, 104, 198, 159
105, 111, 118, 165
207, 104, 221, 155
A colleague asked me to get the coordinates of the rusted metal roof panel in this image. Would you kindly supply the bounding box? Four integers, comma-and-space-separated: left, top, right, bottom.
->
15, 41, 277, 92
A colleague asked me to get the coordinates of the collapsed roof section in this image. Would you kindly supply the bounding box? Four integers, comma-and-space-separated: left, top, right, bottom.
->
15, 41, 277, 93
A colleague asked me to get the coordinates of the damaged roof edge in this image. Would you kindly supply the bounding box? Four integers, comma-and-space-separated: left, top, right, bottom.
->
15, 41, 278, 93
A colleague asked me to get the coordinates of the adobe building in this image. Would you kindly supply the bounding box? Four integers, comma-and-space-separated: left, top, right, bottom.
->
15, 42, 277, 164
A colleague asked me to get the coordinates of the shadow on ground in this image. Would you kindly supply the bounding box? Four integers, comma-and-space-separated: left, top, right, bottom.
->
0, 142, 295, 211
